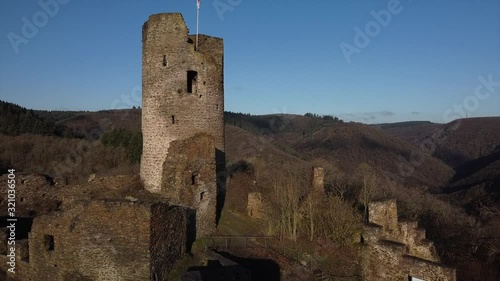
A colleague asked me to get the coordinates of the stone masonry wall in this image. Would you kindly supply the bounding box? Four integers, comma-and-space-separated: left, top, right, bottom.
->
141, 13, 224, 192
363, 199, 456, 281
29, 200, 152, 281
368, 199, 399, 235
399, 221, 439, 262
368, 199, 439, 261
150, 203, 187, 281
0, 255, 30, 281
0, 174, 188, 281
161, 133, 217, 237
0, 174, 63, 217
362, 237, 456, 281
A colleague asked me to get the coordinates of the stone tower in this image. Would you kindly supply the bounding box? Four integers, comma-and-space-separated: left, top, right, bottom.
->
141, 13, 225, 193
311, 167, 325, 192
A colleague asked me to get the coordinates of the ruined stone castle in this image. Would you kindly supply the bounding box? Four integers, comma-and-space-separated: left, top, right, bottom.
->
0, 13, 223, 280
0, 11, 459, 281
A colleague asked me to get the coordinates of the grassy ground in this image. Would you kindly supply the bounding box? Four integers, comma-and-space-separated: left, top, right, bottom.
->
166, 254, 199, 280
166, 210, 264, 280
168, 209, 361, 280
217, 209, 361, 277
215, 209, 266, 236
166, 239, 210, 280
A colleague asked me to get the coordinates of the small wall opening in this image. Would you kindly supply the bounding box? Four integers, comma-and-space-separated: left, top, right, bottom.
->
200, 192, 205, 201
187, 71, 198, 93
44, 235, 55, 251
191, 172, 199, 185
162, 55, 167, 67
171, 115, 175, 124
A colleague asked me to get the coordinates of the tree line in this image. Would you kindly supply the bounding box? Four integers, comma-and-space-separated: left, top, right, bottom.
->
100, 128, 142, 164
0, 100, 59, 136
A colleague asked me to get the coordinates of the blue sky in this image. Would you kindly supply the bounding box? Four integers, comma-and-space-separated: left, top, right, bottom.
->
0, 0, 499, 124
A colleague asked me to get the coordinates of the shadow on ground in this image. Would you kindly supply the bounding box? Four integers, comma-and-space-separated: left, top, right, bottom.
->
215, 251, 281, 281
184, 250, 281, 281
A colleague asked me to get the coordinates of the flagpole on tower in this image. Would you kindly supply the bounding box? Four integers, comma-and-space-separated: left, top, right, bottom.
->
196, 0, 200, 51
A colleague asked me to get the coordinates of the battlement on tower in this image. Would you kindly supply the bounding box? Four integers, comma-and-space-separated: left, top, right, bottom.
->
142, 13, 223, 60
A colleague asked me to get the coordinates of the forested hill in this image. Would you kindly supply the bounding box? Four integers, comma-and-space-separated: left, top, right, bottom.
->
0, 100, 58, 136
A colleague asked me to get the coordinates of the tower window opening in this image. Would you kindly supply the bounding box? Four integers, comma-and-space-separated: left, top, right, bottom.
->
171, 115, 175, 124
216, 104, 219, 110
162, 55, 167, 67
187, 71, 198, 93
191, 172, 199, 185
200, 192, 205, 201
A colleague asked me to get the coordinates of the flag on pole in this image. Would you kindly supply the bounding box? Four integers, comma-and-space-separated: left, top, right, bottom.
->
196, 0, 200, 50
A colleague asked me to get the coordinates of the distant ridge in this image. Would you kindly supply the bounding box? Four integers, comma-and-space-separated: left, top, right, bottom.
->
0, 100, 58, 136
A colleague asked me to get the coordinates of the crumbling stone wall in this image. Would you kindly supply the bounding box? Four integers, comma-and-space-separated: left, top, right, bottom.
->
0, 174, 64, 217
28, 199, 186, 281
362, 236, 455, 281
161, 133, 216, 237
367, 199, 398, 235
367, 199, 439, 261
0, 240, 30, 281
399, 221, 439, 262
0, 229, 6, 255
362, 199, 456, 281
1, 239, 31, 280
311, 167, 324, 192
150, 203, 187, 281
141, 13, 225, 193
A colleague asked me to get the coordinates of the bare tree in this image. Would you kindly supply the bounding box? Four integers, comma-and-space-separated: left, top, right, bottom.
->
302, 189, 322, 241
269, 166, 305, 241
317, 196, 361, 245
357, 163, 377, 222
